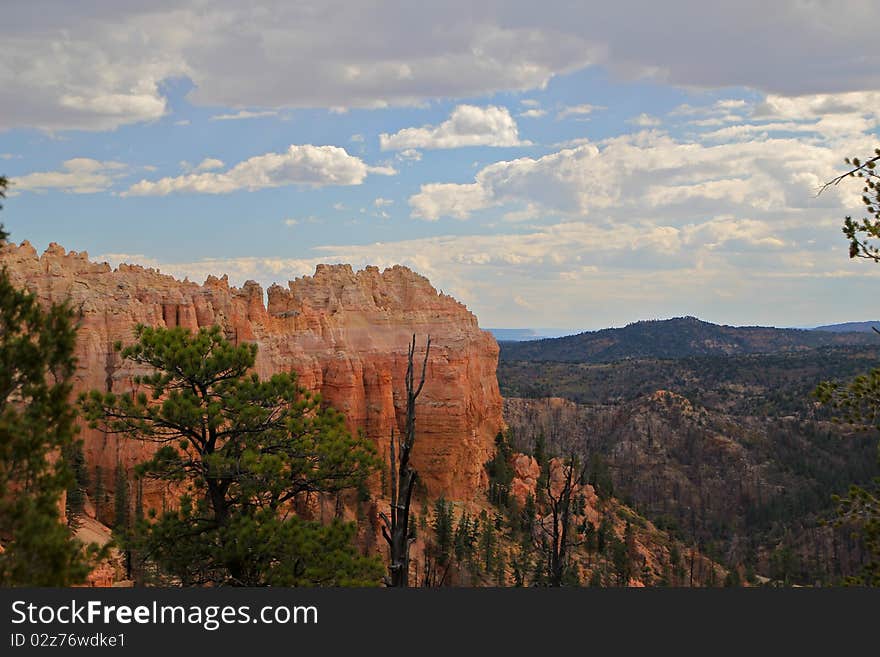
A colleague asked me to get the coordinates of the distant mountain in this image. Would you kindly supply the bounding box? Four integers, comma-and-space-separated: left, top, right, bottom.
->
488, 328, 541, 341
812, 320, 880, 333
499, 316, 879, 362
488, 327, 573, 342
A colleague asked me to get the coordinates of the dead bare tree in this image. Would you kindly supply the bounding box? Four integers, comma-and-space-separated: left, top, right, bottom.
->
538, 452, 588, 587
380, 334, 431, 587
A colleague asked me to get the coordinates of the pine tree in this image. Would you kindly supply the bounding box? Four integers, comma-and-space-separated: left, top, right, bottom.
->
93, 464, 104, 522
522, 492, 536, 537
533, 434, 546, 468
81, 324, 382, 586
479, 509, 497, 573
454, 511, 475, 564
486, 432, 514, 507
62, 439, 88, 529
0, 193, 98, 585
495, 550, 506, 586
114, 463, 129, 531
612, 536, 631, 586
431, 497, 455, 564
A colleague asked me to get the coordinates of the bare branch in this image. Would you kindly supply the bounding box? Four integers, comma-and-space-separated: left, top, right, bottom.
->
817, 153, 880, 196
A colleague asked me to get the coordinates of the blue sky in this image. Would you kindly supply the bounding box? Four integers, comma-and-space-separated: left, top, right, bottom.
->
3, 2, 880, 330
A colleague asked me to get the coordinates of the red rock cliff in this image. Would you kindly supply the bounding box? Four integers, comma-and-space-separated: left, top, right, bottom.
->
0, 241, 502, 512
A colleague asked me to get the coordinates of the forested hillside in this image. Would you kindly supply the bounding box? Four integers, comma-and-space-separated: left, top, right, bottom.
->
500, 317, 877, 363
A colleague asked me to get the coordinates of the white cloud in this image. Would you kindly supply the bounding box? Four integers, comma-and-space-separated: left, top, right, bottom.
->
210, 109, 278, 121
283, 218, 299, 226
91, 204, 868, 329
6, 3, 880, 131
754, 91, 880, 120
681, 216, 786, 250
670, 99, 752, 130
123, 144, 396, 196
557, 104, 603, 119
627, 113, 661, 127
349, 133, 365, 142
410, 183, 491, 221
502, 203, 541, 222
10, 158, 126, 194
374, 197, 394, 207
194, 157, 224, 171
406, 128, 863, 221
551, 137, 592, 148
519, 108, 547, 118
395, 148, 422, 162
379, 105, 529, 150
520, 99, 541, 107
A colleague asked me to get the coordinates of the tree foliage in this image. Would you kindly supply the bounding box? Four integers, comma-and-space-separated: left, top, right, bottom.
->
819, 149, 880, 261
815, 148, 880, 585
486, 432, 514, 506
0, 180, 97, 586
81, 324, 381, 586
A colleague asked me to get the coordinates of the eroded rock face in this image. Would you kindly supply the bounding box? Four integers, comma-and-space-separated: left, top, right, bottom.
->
510, 453, 540, 505
0, 242, 503, 515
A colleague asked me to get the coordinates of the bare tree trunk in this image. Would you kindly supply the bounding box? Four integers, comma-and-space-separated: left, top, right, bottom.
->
380, 335, 431, 587
541, 452, 584, 587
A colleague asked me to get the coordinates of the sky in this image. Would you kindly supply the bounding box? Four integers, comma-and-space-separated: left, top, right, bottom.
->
3, 1, 880, 330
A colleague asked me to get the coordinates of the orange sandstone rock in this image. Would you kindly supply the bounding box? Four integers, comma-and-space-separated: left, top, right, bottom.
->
0, 242, 503, 516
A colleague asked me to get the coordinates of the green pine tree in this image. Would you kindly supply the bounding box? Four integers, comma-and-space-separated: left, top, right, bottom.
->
81, 324, 382, 586
430, 497, 455, 567
114, 463, 129, 531
486, 432, 514, 507
0, 189, 99, 585
478, 509, 497, 573
62, 439, 89, 529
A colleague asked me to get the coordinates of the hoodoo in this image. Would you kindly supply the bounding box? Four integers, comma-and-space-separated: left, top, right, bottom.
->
0, 242, 503, 515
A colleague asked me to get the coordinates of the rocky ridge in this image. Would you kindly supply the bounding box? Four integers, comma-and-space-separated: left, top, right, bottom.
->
0, 241, 503, 516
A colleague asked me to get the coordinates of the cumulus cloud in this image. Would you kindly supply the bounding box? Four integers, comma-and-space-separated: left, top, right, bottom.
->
194, 158, 224, 171
379, 105, 528, 150
10, 158, 126, 194
123, 145, 396, 196
410, 183, 491, 221
407, 128, 865, 221
6, 3, 880, 131
519, 109, 547, 118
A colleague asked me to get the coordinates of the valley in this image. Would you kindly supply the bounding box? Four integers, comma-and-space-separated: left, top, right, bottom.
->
498, 320, 880, 584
